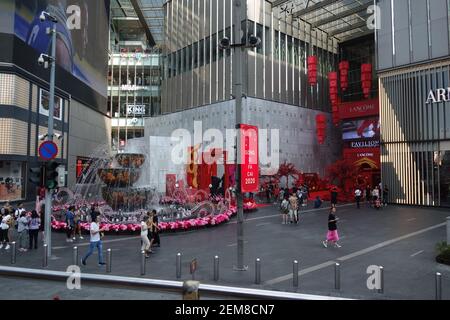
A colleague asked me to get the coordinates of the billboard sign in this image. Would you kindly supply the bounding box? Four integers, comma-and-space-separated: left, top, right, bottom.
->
240, 124, 259, 193
339, 98, 379, 120
342, 118, 380, 141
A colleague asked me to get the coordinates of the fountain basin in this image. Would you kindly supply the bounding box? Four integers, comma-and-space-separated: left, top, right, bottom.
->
115, 153, 145, 168
97, 168, 141, 187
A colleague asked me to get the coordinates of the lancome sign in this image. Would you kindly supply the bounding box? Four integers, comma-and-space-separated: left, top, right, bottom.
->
426, 88, 450, 104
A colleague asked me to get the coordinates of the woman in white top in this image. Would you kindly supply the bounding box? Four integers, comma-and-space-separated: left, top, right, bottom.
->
141, 216, 151, 258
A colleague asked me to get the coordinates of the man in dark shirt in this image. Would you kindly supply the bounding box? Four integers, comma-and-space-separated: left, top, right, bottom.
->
330, 187, 338, 208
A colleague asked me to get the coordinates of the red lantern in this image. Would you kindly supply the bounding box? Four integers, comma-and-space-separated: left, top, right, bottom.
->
339, 61, 349, 91
308, 56, 318, 86
316, 114, 327, 145
328, 72, 340, 126
361, 63, 372, 98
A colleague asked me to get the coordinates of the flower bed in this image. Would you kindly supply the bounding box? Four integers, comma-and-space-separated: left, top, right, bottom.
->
51, 206, 238, 235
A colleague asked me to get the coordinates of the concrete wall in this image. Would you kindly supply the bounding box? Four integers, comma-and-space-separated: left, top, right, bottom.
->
67, 99, 111, 187
145, 97, 341, 179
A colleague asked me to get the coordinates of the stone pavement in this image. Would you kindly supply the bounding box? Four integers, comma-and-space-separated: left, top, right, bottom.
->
0, 202, 449, 300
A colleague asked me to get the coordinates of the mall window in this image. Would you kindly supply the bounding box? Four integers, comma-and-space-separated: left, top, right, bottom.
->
265, 26, 271, 56
193, 42, 198, 68
280, 32, 286, 61
274, 31, 279, 60
212, 34, 217, 62
199, 39, 204, 67
225, 27, 232, 57
172, 52, 177, 77
294, 38, 300, 67
256, 23, 263, 54
218, 30, 224, 59
287, 35, 293, 65
183, 47, 188, 73
187, 45, 192, 71
0, 161, 25, 202
205, 36, 210, 65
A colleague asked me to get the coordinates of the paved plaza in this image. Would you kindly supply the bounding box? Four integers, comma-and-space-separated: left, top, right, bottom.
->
1, 202, 449, 300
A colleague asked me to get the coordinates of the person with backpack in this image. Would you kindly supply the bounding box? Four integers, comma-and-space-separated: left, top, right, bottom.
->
280, 197, 289, 224
28, 210, 40, 250
17, 211, 30, 252
0, 213, 13, 250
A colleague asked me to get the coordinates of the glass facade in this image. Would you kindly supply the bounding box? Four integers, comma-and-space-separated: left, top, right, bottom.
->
380, 62, 450, 206
108, 53, 162, 150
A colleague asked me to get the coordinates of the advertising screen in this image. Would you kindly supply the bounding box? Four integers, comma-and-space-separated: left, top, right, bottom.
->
342, 118, 380, 141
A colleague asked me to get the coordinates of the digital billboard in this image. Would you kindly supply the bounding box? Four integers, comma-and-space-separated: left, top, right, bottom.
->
342, 118, 380, 141
4, 0, 110, 112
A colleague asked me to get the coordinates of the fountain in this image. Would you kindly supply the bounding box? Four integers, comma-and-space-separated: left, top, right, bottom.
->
50, 139, 237, 234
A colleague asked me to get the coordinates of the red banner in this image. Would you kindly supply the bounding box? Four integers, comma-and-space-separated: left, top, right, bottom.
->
339, 98, 379, 120
240, 124, 259, 193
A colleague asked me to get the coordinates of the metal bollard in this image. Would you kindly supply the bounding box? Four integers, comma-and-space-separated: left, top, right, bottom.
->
43, 244, 48, 268
176, 253, 181, 279
255, 258, 261, 285
293, 260, 299, 287
213, 256, 219, 281
72, 247, 78, 266
106, 249, 112, 273
141, 250, 146, 276
378, 266, 384, 294
335, 263, 341, 290
10, 242, 16, 265
436, 272, 442, 300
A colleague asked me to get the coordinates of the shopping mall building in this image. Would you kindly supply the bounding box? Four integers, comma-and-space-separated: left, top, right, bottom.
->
377, 0, 450, 206
0, 0, 111, 203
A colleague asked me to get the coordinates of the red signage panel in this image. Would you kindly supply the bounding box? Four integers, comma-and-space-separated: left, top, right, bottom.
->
339, 98, 379, 120
240, 124, 259, 193
343, 147, 381, 170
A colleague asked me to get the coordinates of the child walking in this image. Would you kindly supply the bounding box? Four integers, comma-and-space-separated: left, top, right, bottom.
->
322, 207, 341, 248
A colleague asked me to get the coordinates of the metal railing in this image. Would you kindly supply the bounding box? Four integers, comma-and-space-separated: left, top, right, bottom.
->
0, 266, 351, 300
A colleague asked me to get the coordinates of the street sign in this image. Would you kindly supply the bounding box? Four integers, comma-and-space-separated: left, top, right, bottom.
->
39, 141, 58, 161
240, 124, 259, 193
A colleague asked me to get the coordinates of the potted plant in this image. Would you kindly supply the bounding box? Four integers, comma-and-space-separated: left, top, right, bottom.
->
436, 241, 450, 266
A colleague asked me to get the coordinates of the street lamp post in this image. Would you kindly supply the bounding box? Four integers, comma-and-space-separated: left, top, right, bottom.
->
219, 0, 259, 271
38, 11, 58, 258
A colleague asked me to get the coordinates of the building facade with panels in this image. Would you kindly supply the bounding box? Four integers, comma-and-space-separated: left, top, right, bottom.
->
377, 0, 450, 206
0, 0, 111, 203
145, 0, 345, 179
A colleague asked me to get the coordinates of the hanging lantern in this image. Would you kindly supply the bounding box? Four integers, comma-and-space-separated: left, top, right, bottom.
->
361, 63, 372, 99
339, 61, 349, 91
328, 72, 340, 126
316, 114, 327, 145
308, 56, 318, 86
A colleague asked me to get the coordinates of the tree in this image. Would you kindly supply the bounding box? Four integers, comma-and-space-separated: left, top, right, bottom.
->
276, 162, 300, 189
326, 159, 359, 192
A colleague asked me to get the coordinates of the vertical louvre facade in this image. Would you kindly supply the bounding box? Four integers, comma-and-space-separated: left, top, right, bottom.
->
161, 0, 338, 114
380, 60, 450, 206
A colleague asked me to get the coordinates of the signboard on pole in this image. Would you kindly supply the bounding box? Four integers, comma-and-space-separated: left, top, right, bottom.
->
38, 141, 58, 161
240, 124, 259, 193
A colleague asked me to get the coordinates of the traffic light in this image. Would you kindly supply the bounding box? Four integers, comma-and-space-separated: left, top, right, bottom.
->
45, 161, 59, 190
29, 165, 44, 187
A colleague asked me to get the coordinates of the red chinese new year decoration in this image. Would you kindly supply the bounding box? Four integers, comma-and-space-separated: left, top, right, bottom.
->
307, 56, 318, 86
361, 63, 372, 98
316, 114, 327, 145
328, 72, 340, 126
339, 61, 349, 91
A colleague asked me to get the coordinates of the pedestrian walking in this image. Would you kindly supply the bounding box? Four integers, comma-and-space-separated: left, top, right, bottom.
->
382, 185, 389, 207
372, 187, 380, 209
0, 212, 12, 250
365, 185, 372, 206
65, 206, 75, 242
280, 197, 289, 224
17, 211, 29, 252
140, 216, 150, 258
151, 209, 161, 248
81, 214, 106, 266
322, 207, 341, 248
288, 192, 299, 224
28, 210, 40, 250
73, 209, 84, 241
354, 187, 362, 209
330, 187, 338, 208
